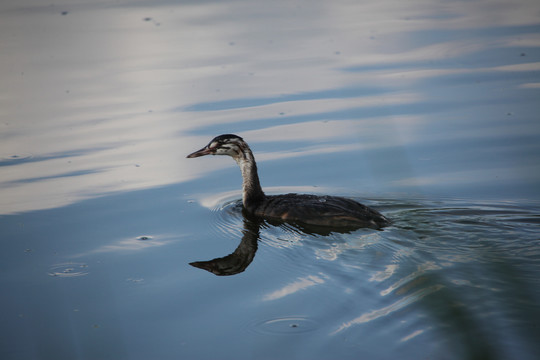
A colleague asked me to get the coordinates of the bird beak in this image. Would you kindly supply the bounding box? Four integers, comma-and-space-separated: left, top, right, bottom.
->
186, 146, 213, 158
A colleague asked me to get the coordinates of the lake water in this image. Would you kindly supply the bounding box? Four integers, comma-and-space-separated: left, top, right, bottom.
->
1, 0, 540, 359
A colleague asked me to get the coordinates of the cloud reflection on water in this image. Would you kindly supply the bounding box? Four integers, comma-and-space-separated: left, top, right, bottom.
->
1, 0, 539, 214
331, 284, 443, 335
72, 233, 177, 257
262, 274, 328, 301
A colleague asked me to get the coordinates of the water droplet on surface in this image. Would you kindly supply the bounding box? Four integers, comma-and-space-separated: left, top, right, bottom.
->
1, 153, 33, 163
250, 317, 318, 335
48, 263, 89, 278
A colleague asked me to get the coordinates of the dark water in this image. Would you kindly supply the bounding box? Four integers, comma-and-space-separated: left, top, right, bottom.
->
1, 0, 540, 359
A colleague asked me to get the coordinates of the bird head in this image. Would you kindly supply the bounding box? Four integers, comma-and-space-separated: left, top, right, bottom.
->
186, 134, 246, 159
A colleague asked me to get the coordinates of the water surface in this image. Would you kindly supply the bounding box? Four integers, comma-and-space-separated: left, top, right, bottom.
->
1, 0, 540, 359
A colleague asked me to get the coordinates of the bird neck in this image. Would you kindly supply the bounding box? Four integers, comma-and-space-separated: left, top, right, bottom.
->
234, 148, 265, 211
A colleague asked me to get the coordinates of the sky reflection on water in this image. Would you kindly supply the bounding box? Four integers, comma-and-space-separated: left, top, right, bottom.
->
1, 1, 540, 359
1, 0, 540, 214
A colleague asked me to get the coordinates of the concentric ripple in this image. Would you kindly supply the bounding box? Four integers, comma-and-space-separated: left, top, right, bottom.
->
209, 198, 245, 238
0, 153, 34, 165
48, 262, 89, 278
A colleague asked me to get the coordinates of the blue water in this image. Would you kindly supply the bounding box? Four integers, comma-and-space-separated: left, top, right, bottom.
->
1, 1, 540, 359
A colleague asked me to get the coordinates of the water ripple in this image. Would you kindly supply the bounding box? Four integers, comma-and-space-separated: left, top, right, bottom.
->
207, 199, 245, 242
250, 316, 320, 335
331, 284, 443, 335
0, 153, 34, 165
48, 262, 89, 278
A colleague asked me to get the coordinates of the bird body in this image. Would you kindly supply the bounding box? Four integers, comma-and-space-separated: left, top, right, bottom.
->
187, 134, 389, 230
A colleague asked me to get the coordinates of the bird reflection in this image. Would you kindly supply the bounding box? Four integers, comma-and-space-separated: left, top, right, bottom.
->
190, 208, 376, 276
190, 210, 261, 276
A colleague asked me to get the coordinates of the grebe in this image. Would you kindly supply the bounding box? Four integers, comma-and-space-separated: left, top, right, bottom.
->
187, 134, 389, 229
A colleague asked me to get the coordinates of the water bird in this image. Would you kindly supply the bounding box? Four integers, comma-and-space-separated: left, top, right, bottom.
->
187, 134, 389, 230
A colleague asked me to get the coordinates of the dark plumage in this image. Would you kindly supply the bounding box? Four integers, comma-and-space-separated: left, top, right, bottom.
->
187, 134, 389, 230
